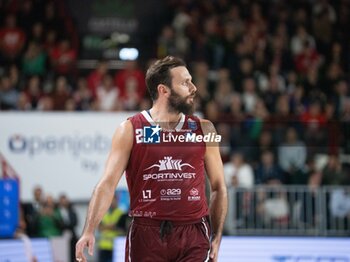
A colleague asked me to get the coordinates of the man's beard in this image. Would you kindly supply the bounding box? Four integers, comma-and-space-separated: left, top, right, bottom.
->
168, 88, 195, 115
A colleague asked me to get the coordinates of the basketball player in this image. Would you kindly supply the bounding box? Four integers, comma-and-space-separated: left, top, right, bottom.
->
75, 56, 227, 262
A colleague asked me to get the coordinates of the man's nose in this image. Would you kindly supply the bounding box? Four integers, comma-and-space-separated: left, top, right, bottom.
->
190, 82, 197, 93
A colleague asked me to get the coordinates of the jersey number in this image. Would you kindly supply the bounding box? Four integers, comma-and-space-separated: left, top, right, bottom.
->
136, 129, 143, 143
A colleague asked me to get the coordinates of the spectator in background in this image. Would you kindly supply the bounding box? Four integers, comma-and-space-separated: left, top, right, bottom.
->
57, 194, 78, 262
49, 38, 77, 77
17, 0, 38, 34
114, 60, 146, 110
157, 25, 177, 58
278, 127, 307, 178
290, 85, 307, 115
300, 100, 327, 149
96, 74, 120, 111
37, 195, 62, 238
224, 151, 255, 230
203, 15, 225, 70
43, 29, 58, 54
290, 25, 316, 56
192, 63, 210, 105
8, 64, 20, 89
37, 95, 54, 111
214, 78, 234, 112
294, 40, 321, 75
303, 66, 324, 102
22, 41, 47, 76
250, 130, 275, 165
326, 42, 347, 74
98, 196, 125, 262
333, 79, 349, 118
29, 22, 44, 44
74, 77, 93, 111
258, 64, 286, 94
204, 100, 221, 123
51, 76, 70, 111
255, 150, 285, 185
0, 14, 26, 64
322, 154, 347, 185
224, 152, 254, 188
22, 186, 45, 237
324, 62, 344, 96
17, 91, 31, 110
15, 205, 38, 262
241, 77, 258, 114
236, 58, 255, 91
229, 93, 244, 120
25, 76, 42, 109
245, 99, 269, 142
312, 2, 335, 54
43, 1, 63, 35
87, 60, 108, 98
64, 98, 76, 111
297, 159, 322, 227
272, 94, 294, 144
267, 34, 293, 74
261, 74, 283, 114
256, 188, 290, 228
171, 9, 191, 58
285, 70, 298, 95
329, 188, 350, 226
0, 75, 19, 110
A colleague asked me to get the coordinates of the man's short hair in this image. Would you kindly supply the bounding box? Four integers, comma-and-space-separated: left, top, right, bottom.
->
145, 56, 186, 101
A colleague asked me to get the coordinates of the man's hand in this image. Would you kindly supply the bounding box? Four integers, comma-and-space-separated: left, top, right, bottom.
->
209, 236, 221, 262
75, 233, 95, 262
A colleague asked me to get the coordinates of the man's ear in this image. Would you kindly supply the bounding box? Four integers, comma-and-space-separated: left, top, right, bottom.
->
157, 84, 171, 97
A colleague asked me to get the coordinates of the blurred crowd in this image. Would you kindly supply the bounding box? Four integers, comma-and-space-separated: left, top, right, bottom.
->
19, 186, 128, 262
0, 1, 350, 182
19, 186, 78, 261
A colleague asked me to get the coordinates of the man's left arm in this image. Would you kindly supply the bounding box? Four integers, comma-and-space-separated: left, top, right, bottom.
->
201, 119, 228, 262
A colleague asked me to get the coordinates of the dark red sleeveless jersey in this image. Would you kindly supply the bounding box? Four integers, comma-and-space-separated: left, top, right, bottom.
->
125, 110, 208, 221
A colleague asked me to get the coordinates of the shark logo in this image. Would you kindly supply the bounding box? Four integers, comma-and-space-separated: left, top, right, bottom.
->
144, 156, 195, 171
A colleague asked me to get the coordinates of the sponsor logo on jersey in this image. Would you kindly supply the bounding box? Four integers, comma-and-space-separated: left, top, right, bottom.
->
143, 172, 196, 181
144, 156, 194, 171
143, 156, 196, 182
188, 118, 198, 131
143, 125, 161, 143
138, 189, 156, 203
160, 188, 181, 201
135, 125, 221, 144
188, 187, 201, 201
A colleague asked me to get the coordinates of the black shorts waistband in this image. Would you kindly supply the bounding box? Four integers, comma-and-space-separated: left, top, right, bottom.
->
132, 217, 206, 226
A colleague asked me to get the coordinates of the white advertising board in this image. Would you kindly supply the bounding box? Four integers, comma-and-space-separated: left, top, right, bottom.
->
0, 238, 53, 262
114, 236, 350, 262
0, 112, 135, 201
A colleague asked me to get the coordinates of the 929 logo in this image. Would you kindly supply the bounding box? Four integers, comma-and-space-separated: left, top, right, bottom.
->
160, 188, 181, 201
160, 188, 181, 196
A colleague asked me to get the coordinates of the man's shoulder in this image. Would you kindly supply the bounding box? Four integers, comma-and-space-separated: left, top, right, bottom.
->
197, 118, 216, 134
127, 111, 145, 122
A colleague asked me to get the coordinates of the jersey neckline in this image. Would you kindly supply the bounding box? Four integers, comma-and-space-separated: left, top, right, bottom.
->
141, 110, 185, 131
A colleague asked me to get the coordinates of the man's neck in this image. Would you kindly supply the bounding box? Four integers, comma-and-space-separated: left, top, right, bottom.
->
149, 104, 183, 129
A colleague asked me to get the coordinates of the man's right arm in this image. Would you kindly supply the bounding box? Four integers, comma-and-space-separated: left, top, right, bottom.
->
75, 120, 133, 262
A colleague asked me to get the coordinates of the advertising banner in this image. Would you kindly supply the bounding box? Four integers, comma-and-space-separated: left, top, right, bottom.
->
0, 112, 134, 201
0, 179, 18, 237
114, 236, 350, 262
0, 238, 53, 262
